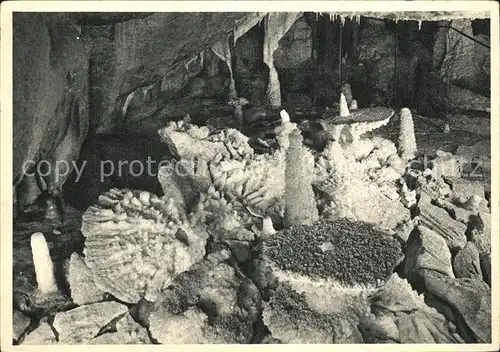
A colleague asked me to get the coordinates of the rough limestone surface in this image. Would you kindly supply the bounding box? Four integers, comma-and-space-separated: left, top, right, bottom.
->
434, 197, 479, 224
262, 283, 337, 344
89, 313, 151, 344
316, 140, 410, 231
150, 307, 209, 344
158, 124, 286, 228
443, 176, 486, 200
359, 274, 462, 343
431, 150, 461, 180
13, 13, 89, 204
149, 249, 261, 344
480, 253, 491, 287
417, 194, 467, 251
455, 140, 491, 174
23, 321, 58, 345
67, 252, 105, 305
13, 309, 31, 342
453, 242, 482, 280
52, 302, 129, 344
158, 124, 229, 161
439, 19, 488, 92
421, 269, 491, 343
404, 226, 455, 282
468, 212, 491, 256
261, 218, 403, 342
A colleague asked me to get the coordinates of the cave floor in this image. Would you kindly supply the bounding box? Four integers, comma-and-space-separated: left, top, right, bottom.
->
12, 109, 491, 324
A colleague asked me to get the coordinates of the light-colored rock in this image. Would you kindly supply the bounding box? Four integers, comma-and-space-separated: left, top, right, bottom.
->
453, 242, 482, 280
469, 212, 491, 256
13, 309, 31, 342
431, 150, 461, 179
89, 313, 151, 344
23, 321, 57, 345
53, 302, 128, 344
68, 253, 104, 305
359, 274, 462, 343
421, 269, 491, 343
443, 176, 486, 199
150, 307, 209, 344
262, 283, 336, 344
404, 226, 455, 281
417, 196, 467, 251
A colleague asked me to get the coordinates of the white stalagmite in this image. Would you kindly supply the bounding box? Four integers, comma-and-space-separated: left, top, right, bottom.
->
275, 109, 297, 150
261, 216, 277, 237
339, 92, 350, 117
30, 232, 58, 294
398, 108, 418, 161
280, 109, 290, 124
443, 123, 451, 134
350, 99, 358, 110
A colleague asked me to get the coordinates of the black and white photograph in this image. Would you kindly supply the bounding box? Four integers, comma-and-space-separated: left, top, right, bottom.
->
1, 0, 499, 349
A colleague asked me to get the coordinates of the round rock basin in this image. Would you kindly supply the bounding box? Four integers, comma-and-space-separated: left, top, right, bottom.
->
262, 218, 404, 314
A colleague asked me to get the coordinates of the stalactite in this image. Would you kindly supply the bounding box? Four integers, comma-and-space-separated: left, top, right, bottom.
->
263, 12, 301, 107
233, 12, 267, 45
212, 37, 237, 99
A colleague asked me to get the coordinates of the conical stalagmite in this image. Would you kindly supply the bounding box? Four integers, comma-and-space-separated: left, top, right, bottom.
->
284, 129, 319, 227
398, 108, 418, 161
339, 92, 351, 117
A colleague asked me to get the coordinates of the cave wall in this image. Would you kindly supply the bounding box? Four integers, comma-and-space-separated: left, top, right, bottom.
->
13, 13, 89, 208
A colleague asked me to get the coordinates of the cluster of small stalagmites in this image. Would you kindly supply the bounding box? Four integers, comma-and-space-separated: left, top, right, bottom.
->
148, 249, 262, 344
207, 128, 254, 158
312, 135, 410, 229
80, 188, 209, 304
165, 119, 254, 159
159, 121, 286, 230
358, 274, 464, 343
159, 119, 254, 163
198, 143, 285, 230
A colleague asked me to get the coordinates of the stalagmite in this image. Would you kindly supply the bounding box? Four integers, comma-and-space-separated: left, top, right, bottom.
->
339, 92, 351, 117
261, 216, 277, 238
284, 129, 319, 227
30, 232, 57, 294
398, 108, 418, 161
263, 13, 301, 107
350, 99, 358, 110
